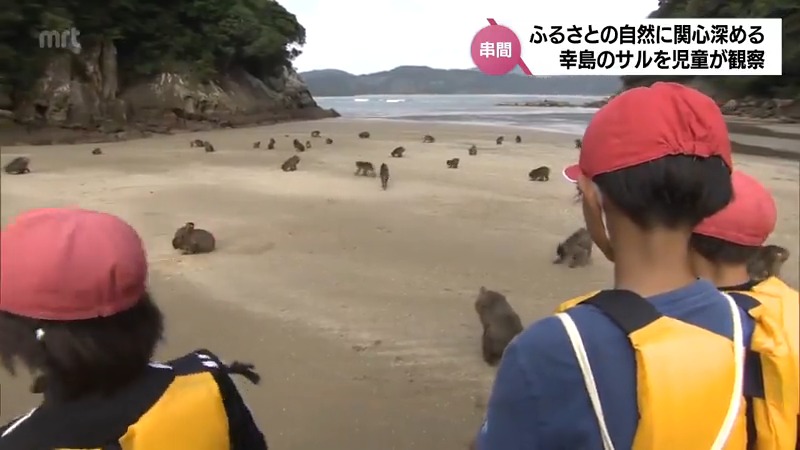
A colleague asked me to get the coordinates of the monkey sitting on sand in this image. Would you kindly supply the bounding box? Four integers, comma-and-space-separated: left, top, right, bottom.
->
423, 134, 435, 143
203, 141, 215, 152
446, 158, 459, 169
474, 287, 523, 366
553, 227, 593, 268
390, 146, 405, 157
575, 138, 582, 149
92, 148, 103, 155
190, 139, 205, 147
747, 244, 790, 282
281, 155, 300, 171
3, 157, 30, 174
358, 131, 370, 139
496, 136, 504, 145
293, 139, 305, 152
172, 222, 216, 255
528, 166, 550, 181
253, 141, 260, 149
354, 161, 376, 177
311, 130, 321, 137
468, 145, 477, 155
305, 140, 312, 149
325, 138, 334, 144
515, 135, 521, 143
267, 138, 276, 149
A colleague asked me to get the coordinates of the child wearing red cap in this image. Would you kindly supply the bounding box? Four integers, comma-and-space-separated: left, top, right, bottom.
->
0, 208, 268, 449
691, 170, 799, 449
475, 82, 761, 449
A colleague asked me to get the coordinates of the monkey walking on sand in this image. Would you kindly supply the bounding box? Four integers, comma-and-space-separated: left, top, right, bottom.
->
3, 157, 30, 174
354, 161, 376, 177
474, 287, 523, 366
391, 146, 405, 157
553, 227, 593, 268
528, 166, 550, 181
380, 163, 389, 190
190, 139, 204, 147
747, 244, 790, 282
92, 148, 103, 155
423, 134, 435, 143
446, 158, 459, 169
281, 155, 300, 172
203, 141, 215, 152
172, 222, 216, 255
358, 131, 370, 139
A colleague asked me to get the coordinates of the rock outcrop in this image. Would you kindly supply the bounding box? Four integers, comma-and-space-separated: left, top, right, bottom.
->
718, 98, 799, 123
0, 41, 338, 145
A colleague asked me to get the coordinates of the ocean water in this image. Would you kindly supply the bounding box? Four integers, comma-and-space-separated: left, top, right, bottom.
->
314, 94, 606, 135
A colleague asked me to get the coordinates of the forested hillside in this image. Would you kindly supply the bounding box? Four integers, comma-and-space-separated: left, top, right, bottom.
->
622, 0, 799, 99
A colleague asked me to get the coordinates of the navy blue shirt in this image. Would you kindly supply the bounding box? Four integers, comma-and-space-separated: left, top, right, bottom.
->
475, 280, 757, 449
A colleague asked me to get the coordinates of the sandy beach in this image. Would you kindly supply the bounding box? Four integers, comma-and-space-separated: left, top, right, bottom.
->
1, 118, 798, 449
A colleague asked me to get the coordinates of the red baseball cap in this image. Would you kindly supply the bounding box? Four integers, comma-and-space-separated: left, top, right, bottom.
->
563, 82, 732, 183
0, 208, 148, 320
694, 170, 777, 246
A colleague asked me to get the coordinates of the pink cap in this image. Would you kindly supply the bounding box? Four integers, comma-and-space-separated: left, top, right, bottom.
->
0, 208, 148, 320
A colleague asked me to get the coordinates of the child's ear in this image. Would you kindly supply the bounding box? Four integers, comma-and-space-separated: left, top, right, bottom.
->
578, 177, 614, 262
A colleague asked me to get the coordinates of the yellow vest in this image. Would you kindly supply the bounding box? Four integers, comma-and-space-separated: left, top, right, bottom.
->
554, 286, 795, 449
726, 277, 799, 450
0, 350, 265, 449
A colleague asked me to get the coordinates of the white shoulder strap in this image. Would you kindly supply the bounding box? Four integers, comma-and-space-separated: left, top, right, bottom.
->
555, 312, 615, 450
0, 407, 37, 438
556, 292, 745, 450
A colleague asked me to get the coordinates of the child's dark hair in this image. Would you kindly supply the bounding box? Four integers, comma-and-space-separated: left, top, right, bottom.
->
0, 293, 164, 400
689, 233, 760, 264
593, 155, 732, 230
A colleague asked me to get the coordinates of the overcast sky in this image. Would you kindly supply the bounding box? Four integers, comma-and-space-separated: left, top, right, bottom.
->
281, 0, 660, 74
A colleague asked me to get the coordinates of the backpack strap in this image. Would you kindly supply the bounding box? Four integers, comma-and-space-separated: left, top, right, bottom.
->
582, 290, 662, 334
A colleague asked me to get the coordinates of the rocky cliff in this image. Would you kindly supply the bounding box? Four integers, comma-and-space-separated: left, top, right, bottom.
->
0, 41, 338, 146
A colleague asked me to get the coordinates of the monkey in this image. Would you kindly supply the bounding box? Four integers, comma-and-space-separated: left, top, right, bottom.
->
3, 157, 30, 174
747, 244, 790, 282
496, 136, 504, 145
528, 166, 550, 181
325, 138, 333, 144
423, 134, 435, 143
446, 158, 459, 169
190, 139, 204, 147
358, 131, 370, 139
575, 138, 582, 149
203, 141, 215, 152
293, 139, 305, 152
354, 161, 376, 177
311, 130, 321, 137
515, 135, 522, 143
171, 222, 216, 255
253, 141, 260, 149
267, 138, 276, 150
468, 145, 477, 155
92, 148, 102, 155
474, 287, 523, 366
281, 155, 300, 172
390, 146, 405, 157
553, 227, 593, 268
305, 140, 312, 149
380, 163, 389, 190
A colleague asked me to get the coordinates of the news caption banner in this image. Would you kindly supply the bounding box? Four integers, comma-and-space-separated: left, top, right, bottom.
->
471, 18, 783, 76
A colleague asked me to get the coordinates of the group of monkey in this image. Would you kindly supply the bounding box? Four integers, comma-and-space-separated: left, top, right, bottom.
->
2, 133, 792, 369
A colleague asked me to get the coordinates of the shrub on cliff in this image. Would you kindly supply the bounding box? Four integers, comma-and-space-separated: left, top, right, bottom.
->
622, 0, 799, 99
0, 0, 306, 100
